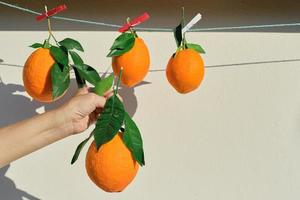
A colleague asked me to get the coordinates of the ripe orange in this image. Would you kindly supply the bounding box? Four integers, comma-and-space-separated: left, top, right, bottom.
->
85, 133, 139, 192
112, 37, 150, 87
166, 49, 205, 94
23, 48, 58, 102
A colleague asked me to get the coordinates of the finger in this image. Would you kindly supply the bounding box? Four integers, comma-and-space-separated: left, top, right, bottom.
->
88, 87, 94, 93
105, 92, 114, 99
76, 86, 89, 96
90, 111, 100, 122
90, 109, 102, 121
103, 89, 113, 97
91, 93, 107, 108
95, 107, 102, 113
105, 92, 123, 102
88, 117, 96, 127
94, 110, 102, 118
90, 112, 97, 123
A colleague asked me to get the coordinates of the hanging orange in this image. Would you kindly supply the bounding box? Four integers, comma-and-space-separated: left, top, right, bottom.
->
23, 48, 59, 102
112, 37, 150, 87
85, 133, 139, 192
166, 49, 205, 94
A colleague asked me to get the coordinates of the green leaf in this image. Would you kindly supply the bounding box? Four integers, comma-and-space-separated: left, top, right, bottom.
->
71, 134, 92, 164
43, 39, 51, 48
50, 46, 68, 66
107, 33, 135, 57
186, 43, 206, 54
50, 46, 70, 99
110, 33, 135, 50
73, 64, 101, 86
59, 38, 84, 52
73, 66, 86, 88
69, 51, 84, 66
60, 45, 69, 55
174, 23, 182, 47
69, 51, 87, 87
123, 112, 145, 166
29, 43, 43, 48
94, 74, 114, 96
93, 95, 125, 149
51, 62, 70, 99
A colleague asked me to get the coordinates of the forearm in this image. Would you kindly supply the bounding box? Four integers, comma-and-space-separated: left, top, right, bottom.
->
0, 108, 73, 167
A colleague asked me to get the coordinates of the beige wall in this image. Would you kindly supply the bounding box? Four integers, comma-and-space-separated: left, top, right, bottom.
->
1, 30, 300, 199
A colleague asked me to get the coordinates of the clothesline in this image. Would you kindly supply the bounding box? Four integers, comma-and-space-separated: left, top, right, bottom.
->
1, 0, 300, 32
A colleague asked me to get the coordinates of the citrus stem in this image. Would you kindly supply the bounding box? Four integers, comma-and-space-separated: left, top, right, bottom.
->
45, 5, 59, 46
114, 68, 123, 95
181, 7, 187, 49
127, 17, 138, 38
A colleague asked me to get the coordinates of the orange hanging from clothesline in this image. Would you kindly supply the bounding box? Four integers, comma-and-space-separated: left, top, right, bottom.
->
166, 8, 206, 94
23, 48, 59, 102
107, 13, 150, 87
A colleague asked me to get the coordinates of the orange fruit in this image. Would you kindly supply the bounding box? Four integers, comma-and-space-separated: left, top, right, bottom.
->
85, 133, 139, 192
23, 48, 59, 102
112, 37, 150, 87
166, 49, 205, 94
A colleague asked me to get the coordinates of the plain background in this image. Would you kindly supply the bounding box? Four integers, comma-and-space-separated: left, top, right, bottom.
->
1, 1, 300, 200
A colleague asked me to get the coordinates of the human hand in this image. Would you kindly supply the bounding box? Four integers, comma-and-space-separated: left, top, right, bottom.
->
59, 87, 113, 135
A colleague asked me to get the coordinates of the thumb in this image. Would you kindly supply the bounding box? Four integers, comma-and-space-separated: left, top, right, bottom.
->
92, 94, 107, 109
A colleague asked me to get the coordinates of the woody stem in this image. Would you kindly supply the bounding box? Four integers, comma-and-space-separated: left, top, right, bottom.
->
45, 5, 59, 46
127, 17, 138, 38
114, 68, 123, 95
181, 7, 187, 49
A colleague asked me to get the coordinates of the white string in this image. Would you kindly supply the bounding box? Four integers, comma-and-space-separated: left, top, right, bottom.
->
2, 0, 300, 32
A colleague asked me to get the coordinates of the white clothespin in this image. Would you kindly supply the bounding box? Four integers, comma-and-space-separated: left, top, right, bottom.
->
182, 13, 202, 33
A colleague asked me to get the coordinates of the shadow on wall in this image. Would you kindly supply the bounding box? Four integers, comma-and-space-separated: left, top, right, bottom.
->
0, 78, 93, 127
0, 165, 41, 200
43, 79, 79, 112
0, 80, 42, 127
119, 81, 151, 117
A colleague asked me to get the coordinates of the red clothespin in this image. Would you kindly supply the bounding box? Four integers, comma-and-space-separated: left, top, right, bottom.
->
119, 12, 150, 33
36, 4, 67, 21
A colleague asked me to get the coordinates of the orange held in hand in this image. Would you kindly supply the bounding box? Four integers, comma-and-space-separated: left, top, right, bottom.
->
23, 48, 58, 102
71, 78, 144, 193
112, 37, 150, 87
85, 133, 139, 192
166, 49, 204, 94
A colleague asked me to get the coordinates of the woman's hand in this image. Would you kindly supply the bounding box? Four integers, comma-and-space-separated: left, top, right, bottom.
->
59, 87, 113, 135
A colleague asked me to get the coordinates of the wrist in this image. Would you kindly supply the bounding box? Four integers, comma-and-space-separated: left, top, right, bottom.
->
52, 106, 74, 138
